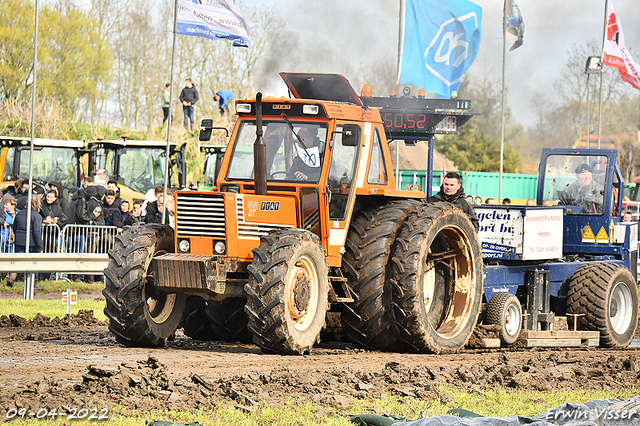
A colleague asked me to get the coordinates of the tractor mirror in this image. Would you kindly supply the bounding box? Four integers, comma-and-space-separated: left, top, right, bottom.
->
341, 124, 361, 147
199, 119, 214, 142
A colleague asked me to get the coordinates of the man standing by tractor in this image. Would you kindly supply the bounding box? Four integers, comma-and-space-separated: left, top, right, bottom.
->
179, 78, 199, 131
428, 171, 479, 231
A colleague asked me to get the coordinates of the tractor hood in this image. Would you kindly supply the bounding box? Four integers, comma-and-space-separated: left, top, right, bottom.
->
279, 73, 363, 106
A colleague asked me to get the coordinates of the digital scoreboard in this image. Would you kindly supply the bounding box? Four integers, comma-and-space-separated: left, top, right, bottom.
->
361, 97, 477, 140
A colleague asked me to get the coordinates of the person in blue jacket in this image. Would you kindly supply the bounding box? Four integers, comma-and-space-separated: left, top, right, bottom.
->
214, 89, 234, 116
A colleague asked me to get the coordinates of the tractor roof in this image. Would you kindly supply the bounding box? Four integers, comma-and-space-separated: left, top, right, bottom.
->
279, 73, 363, 106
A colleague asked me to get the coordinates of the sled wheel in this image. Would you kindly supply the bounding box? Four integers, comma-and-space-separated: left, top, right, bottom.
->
485, 292, 522, 346
567, 262, 638, 348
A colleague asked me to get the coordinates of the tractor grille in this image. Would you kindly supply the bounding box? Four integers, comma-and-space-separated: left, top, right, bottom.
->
236, 196, 293, 239
176, 193, 226, 238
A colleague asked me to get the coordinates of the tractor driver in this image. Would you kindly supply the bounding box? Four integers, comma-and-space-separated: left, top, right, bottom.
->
559, 163, 604, 214
290, 126, 323, 181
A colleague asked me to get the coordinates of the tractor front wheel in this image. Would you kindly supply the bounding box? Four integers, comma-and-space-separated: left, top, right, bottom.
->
103, 224, 186, 347
245, 229, 329, 354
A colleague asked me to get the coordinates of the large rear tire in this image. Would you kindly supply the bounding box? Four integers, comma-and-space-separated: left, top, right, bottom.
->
485, 292, 522, 346
567, 263, 638, 348
245, 229, 329, 354
206, 298, 252, 343
102, 224, 186, 347
181, 296, 217, 341
389, 203, 483, 353
341, 200, 421, 350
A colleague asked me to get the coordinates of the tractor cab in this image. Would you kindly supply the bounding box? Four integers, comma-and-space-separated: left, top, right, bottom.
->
86, 139, 186, 203
538, 148, 628, 258
0, 137, 84, 197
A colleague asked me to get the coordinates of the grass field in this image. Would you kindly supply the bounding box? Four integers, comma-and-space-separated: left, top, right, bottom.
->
0, 279, 107, 321
5, 387, 640, 425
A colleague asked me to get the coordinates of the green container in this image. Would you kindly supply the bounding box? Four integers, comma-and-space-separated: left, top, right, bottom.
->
396, 170, 538, 201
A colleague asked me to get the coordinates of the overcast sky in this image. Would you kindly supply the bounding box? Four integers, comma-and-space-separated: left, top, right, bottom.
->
246, 0, 640, 128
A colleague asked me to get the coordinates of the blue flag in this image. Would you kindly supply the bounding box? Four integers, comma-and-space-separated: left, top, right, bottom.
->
398, 0, 482, 98
177, 0, 255, 47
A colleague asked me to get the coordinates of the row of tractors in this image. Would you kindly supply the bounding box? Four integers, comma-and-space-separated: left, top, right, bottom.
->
0, 137, 187, 205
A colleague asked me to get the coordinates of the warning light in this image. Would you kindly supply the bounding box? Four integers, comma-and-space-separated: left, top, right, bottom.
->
360, 84, 373, 97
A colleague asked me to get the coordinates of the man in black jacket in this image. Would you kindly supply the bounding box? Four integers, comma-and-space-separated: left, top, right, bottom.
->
179, 78, 199, 130
428, 171, 479, 231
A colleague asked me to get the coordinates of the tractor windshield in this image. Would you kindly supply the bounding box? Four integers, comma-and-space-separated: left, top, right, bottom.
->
227, 121, 328, 183
95, 147, 167, 193
18, 146, 78, 189
542, 154, 608, 215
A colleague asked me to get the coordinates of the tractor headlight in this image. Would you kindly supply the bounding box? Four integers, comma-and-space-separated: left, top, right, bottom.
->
236, 103, 251, 113
303, 105, 319, 115
214, 241, 226, 254
178, 238, 190, 253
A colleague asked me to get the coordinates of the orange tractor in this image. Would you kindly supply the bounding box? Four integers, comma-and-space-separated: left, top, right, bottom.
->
103, 73, 477, 354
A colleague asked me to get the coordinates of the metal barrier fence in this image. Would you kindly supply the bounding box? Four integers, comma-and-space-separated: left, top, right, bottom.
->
61, 224, 117, 254
0, 224, 117, 254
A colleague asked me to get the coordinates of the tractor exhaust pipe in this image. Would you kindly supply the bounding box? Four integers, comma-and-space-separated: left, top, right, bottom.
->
254, 92, 267, 195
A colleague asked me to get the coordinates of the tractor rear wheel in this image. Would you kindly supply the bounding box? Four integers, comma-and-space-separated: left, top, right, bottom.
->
567, 263, 638, 348
341, 199, 421, 350
103, 224, 186, 347
389, 203, 483, 353
181, 296, 217, 341
206, 298, 252, 343
245, 229, 329, 354
485, 292, 522, 346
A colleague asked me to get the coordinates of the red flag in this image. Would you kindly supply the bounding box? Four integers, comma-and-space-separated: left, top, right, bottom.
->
602, 1, 640, 91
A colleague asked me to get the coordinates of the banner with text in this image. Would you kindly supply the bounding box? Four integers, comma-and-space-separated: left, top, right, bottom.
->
602, 1, 640, 91
177, 0, 255, 47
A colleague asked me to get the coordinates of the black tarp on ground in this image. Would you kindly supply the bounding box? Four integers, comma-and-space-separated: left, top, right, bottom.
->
382, 397, 640, 426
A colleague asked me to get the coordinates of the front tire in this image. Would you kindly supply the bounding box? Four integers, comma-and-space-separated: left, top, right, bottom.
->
103, 224, 186, 347
245, 229, 329, 354
567, 263, 638, 348
389, 203, 483, 353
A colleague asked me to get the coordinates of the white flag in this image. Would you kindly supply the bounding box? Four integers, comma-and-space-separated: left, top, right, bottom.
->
68, 0, 92, 12
177, 0, 254, 47
602, 1, 640, 91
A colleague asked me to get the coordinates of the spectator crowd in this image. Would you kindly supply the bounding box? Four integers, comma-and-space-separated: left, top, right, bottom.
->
1, 177, 175, 256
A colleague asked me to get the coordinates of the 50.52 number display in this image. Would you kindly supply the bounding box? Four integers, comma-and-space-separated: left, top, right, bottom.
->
381, 111, 458, 134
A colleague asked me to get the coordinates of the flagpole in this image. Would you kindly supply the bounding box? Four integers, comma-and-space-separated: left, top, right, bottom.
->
597, 0, 609, 149
396, 0, 405, 190
162, 0, 180, 224
498, 0, 507, 203
25, 0, 39, 259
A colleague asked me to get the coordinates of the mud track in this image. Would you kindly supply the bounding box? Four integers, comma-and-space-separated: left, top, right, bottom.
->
1, 311, 640, 414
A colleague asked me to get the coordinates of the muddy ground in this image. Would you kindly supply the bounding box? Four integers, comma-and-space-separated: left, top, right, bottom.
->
1, 296, 640, 416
